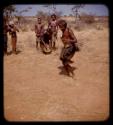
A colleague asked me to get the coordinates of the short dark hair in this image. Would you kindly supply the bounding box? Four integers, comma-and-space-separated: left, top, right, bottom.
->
58, 19, 67, 27
37, 17, 41, 20
51, 14, 56, 18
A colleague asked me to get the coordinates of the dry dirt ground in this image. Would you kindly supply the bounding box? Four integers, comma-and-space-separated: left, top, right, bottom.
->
4, 26, 109, 121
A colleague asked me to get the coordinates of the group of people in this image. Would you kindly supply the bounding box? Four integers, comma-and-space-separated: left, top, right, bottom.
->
35, 14, 58, 53
3, 14, 79, 77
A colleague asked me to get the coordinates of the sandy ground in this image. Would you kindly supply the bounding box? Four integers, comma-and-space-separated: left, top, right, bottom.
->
4, 27, 109, 121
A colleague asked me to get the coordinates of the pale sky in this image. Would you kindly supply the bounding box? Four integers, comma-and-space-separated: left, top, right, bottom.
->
14, 4, 109, 16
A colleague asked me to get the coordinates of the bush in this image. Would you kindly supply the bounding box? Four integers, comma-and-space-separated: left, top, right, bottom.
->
81, 14, 95, 24
73, 21, 86, 31
96, 24, 103, 30
20, 26, 28, 32
74, 25, 81, 31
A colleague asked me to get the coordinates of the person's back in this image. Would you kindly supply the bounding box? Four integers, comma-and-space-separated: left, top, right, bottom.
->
40, 28, 52, 54
43, 32, 51, 44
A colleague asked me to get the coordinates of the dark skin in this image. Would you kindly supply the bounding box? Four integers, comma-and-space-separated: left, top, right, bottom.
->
9, 24, 19, 34
40, 28, 52, 53
51, 15, 58, 31
51, 15, 56, 21
48, 15, 58, 49
35, 18, 44, 36
35, 18, 44, 49
51, 15, 58, 35
59, 25, 77, 45
7, 24, 19, 54
59, 24, 77, 77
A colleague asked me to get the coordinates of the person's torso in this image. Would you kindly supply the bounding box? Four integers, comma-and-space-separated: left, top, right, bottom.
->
9, 27, 17, 37
61, 28, 74, 45
35, 23, 43, 35
49, 20, 57, 32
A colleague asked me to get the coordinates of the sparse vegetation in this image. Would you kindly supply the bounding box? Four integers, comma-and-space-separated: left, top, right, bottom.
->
3, 5, 108, 32
81, 13, 95, 24
4, 5, 109, 121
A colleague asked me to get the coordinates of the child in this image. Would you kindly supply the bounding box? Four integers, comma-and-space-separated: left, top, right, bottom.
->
58, 19, 78, 77
35, 17, 44, 49
48, 14, 58, 50
8, 21, 19, 54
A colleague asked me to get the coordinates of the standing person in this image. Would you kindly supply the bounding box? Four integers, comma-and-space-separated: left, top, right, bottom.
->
35, 17, 44, 50
58, 20, 79, 77
3, 17, 9, 55
8, 21, 19, 54
48, 14, 58, 50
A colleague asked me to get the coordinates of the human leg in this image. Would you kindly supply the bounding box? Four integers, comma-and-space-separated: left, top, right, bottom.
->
60, 45, 76, 77
11, 36, 17, 54
36, 37, 39, 49
52, 32, 57, 50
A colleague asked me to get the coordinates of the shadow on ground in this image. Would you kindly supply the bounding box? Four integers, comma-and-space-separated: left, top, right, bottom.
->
58, 65, 77, 76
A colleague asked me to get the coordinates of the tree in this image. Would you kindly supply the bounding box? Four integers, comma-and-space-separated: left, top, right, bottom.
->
43, 4, 56, 15
55, 10, 62, 18
36, 11, 49, 21
15, 6, 32, 25
43, 5, 62, 19
69, 14, 73, 17
80, 12, 95, 24
3, 5, 32, 24
3, 5, 16, 22
71, 4, 85, 22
